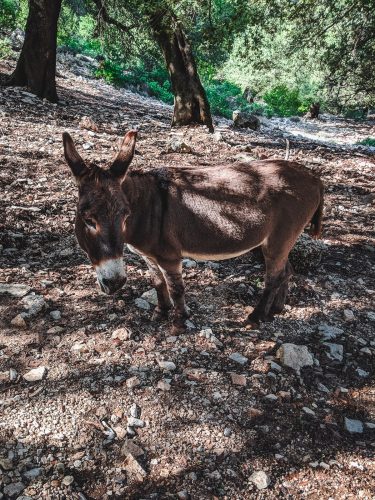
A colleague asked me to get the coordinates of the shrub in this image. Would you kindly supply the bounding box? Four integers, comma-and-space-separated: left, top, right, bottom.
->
0, 37, 12, 59
357, 137, 375, 147
0, 0, 18, 29
263, 84, 303, 117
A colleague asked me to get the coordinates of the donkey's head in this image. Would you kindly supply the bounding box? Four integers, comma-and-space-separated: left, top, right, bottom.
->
63, 130, 137, 294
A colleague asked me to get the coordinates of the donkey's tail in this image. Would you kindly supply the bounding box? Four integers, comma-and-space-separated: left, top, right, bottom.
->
310, 183, 324, 239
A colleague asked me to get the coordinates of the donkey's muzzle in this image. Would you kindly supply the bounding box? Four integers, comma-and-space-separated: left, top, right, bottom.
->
95, 258, 127, 295
99, 276, 127, 295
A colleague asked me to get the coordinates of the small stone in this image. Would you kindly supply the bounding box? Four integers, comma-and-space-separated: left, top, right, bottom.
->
157, 379, 171, 391
269, 361, 282, 372
21, 293, 45, 317
318, 323, 344, 340
141, 288, 158, 306
111, 327, 132, 341
250, 470, 270, 490
134, 298, 150, 310
360, 347, 371, 355
3, 482, 25, 498
320, 462, 330, 470
302, 407, 316, 417
158, 360, 176, 371
317, 382, 330, 393
356, 368, 369, 378
365, 422, 375, 429
276, 343, 314, 373
122, 439, 144, 457
62, 475, 74, 486
10, 314, 27, 328
323, 343, 344, 362
343, 309, 355, 321
0, 283, 31, 297
177, 490, 190, 500
230, 373, 247, 386
366, 311, 375, 321
167, 139, 193, 154
223, 427, 232, 437
129, 403, 141, 418
50, 310, 61, 320
9, 368, 18, 382
344, 417, 363, 433
126, 376, 141, 389
229, 352, 248, 365
264, 394, 278, 402
113, 425, 127, 439
182, 258, 197, 268
0, 458, 14, 470
123, 453, 147, 481
23, 366, 47, 382
127, 417, 145, 428
23, 467, 42, 480
71, 342, 87, 353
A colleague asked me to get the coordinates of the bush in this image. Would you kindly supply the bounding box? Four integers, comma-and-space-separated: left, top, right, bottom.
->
263, 85, 302, 116
204, 79, 249, 118
357, 137, 375, 147
0, 37, 12, 59
0, 0, 18, 28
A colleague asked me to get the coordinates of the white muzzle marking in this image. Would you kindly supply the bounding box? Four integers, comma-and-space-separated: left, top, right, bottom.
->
95, 258, 126, 286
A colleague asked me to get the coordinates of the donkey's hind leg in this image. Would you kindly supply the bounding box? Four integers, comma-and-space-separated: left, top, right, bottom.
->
247, 241, 292, 324
270, 260, 293, 315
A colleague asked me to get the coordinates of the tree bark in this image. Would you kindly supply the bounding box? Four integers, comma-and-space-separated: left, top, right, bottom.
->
6, 0, 62, 102
150, 12, 214, 132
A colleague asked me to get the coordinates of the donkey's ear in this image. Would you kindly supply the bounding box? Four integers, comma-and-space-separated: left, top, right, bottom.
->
62, 132, 88, 178
110, 130, 137, 179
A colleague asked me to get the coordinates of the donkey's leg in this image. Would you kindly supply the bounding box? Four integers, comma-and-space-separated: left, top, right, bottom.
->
247, 243, 291, 323
270, 260, 293, 315
142, 256, 173, 320
157, 259, 189, 333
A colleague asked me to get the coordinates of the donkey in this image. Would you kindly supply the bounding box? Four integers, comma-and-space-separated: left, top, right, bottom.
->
63, 130, 323, 332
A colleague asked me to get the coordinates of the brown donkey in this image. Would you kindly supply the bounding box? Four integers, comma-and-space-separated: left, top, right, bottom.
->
63, 130, 323, 332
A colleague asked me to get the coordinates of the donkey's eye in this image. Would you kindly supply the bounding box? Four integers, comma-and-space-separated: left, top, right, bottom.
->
85, 218, 97, 230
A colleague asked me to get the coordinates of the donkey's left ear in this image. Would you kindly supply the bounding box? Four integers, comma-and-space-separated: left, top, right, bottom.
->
110, 130, 137, 179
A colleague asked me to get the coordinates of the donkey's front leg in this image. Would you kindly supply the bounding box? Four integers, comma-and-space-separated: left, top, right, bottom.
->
157, 259, 189, 333
142, 256, 173, 321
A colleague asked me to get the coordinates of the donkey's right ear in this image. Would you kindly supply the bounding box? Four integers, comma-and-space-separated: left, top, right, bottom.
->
62, 132, 88, 178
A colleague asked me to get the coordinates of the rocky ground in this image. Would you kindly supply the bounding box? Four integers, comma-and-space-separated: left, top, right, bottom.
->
0, 53, 375, 500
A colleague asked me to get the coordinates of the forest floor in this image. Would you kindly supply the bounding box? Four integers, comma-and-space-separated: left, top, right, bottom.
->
0, 54, 375, 500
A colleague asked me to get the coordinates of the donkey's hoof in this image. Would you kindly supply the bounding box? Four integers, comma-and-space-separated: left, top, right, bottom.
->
151, 307, 170, 321
171, 322, 187, 335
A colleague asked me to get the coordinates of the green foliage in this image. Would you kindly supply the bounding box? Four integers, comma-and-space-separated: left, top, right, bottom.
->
357, 137, 375, 147
0, 37, 12, 59
263, 85, 308, 117
0, 0, 17, 28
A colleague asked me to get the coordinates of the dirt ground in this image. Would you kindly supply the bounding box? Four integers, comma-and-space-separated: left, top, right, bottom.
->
1, 54, 375, 500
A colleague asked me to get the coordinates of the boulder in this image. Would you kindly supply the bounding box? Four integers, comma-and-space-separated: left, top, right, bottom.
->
277, 343, 314, 373
232, 110, 260, 131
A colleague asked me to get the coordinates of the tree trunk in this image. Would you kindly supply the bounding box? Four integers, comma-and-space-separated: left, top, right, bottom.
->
6, 0, 62, 102
150, 12, 214, 132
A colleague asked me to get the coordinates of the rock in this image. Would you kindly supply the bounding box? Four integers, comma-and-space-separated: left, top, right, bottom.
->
302, 407, 315, 417
10, 28, 25, 50
264, 394, 278, 402
10, 314, 27, 328
123, 453, 147, 481
289, 233, 326, 273
177, 490, 190, 500
232, 110, 260, 131
0, 458, 14, 470
318, 323, 344, 340
276, 343, 314, 373
229, 352, 248, 365
356, 368, 369, 378
223, 427, 232, 437
167, 138, 193, 154
9, 368, 18, 382
269, 361, 282, 372
0, 283, 31, 297
366, 311, 375, 321
21, 293, 45, 317
71, 342, 87, 353
62, 475, 74, 486
113, 425, 127, 439
23, 467, 42, 479
343, 309, 355, 321
129, 403, 141, 418
79, 115, 99, 132
141, 288, 158, 306
323, 343, 344, 362
365, 422, 375, 429
230, 373, 247, 386
111, 327, 132, 341
50, 310, 61, 320
134, 298, 150, 310
127, 417, 145, 428
158, 360, 176, 371
250, 470, 270, 490
182, 258, 197, 268
23, 366, 47, 382
3, 482, 25, 498
126, 376, 141, 389
122, 439, 144, 457
344, 417, 363, 434
157, 379, 171, 391
317, 382, 330, 393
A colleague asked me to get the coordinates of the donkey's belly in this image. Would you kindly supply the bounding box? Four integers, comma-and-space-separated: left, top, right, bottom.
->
182, 245, 259, 261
